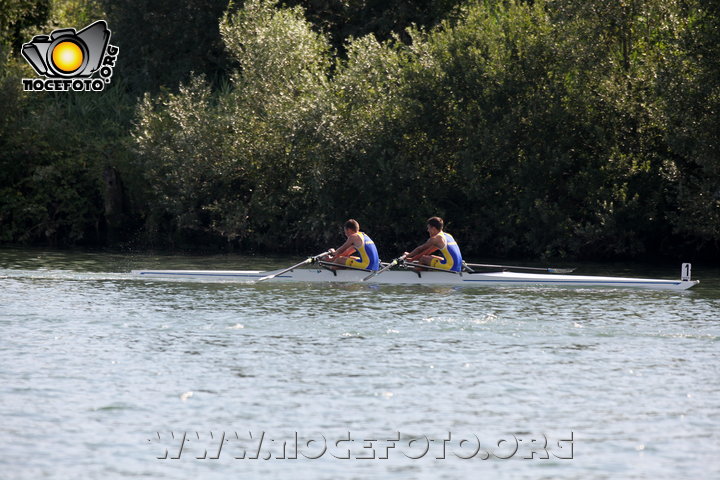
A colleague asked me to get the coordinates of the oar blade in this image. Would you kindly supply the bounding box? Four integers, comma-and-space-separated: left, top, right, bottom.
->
465, 262, 576, 274
256, 271, 283, 282
256, 267, 299, 283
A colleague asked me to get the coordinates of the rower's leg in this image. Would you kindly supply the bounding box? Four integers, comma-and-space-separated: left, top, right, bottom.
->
419, 255, 443, 266
412, 255, 442, 271
327, 256, 361, 270
428, 256, 453, 271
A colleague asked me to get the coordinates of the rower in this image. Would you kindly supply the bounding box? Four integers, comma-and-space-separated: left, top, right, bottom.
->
324, 219, 380, 271
404, 216, 463, 272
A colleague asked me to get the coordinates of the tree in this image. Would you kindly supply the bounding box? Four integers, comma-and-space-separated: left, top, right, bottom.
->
0, 0, 50, 52
133, 0, 333, 248
101, 0, 231, 94
662, 0, 720, 253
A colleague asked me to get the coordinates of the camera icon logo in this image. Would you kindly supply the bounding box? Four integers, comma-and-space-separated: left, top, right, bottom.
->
21, 20, 119, 92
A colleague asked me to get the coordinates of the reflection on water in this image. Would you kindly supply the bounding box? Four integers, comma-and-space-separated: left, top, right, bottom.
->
1, 247, 719, 479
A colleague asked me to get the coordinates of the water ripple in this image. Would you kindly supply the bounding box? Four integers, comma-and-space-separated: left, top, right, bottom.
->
1, 250, 719, 479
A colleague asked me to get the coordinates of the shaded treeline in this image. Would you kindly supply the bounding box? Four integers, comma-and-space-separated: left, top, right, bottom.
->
0, 0, 718, 260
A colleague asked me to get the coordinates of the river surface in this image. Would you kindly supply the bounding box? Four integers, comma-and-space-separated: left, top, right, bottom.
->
1, 248, 719, 479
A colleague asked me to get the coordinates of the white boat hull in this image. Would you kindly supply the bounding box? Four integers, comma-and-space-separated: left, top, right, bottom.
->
131, 268, 699, 291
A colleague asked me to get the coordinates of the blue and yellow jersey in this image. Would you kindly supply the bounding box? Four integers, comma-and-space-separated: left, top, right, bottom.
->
431, 232, 462, 272
346, 232, 380, 271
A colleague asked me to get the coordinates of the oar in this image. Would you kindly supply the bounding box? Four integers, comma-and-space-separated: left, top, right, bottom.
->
362, 254, 407, 282
464, 262, 575, 274
256, 250, 333, 282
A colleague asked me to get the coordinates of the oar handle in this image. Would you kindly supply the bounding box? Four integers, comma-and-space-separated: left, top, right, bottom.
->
393, 254, 408, 266
310, 250, 334, 262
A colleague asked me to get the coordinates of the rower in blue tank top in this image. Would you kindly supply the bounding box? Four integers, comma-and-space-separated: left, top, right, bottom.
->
404, 216, 463, 272
323, 219, 380, 271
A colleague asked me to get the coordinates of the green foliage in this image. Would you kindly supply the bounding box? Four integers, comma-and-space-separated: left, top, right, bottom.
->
133, 76, 238, 245
0, 6, 133, 245
661, 0, 720, 250
281, 0, 465, 52
218, 0, 332, 247
0, 0, 50, 52
50, 0, 105, 28
1, 0, 719, 259
311, 34, 418, 247
100, 0, 231, 94
0, 77, 134, 244
133, 0, 333, 248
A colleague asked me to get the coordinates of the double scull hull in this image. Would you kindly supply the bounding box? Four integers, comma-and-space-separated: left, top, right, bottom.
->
131, 268, 698, 291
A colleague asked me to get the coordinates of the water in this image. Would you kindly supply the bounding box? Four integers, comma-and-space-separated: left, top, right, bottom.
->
1, 248, 719, 479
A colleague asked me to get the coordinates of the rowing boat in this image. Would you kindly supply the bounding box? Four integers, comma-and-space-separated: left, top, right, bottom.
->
131, 264, 699, 291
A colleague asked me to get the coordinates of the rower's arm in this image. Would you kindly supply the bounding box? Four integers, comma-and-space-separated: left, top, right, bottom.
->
406, 237, 442, 261
332, 235, 358, 257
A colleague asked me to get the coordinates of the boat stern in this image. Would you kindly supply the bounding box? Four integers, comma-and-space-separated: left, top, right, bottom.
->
679, 263, 700, 290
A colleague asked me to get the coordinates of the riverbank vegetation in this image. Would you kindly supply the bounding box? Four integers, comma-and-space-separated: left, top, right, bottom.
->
1, 0, 718, 260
